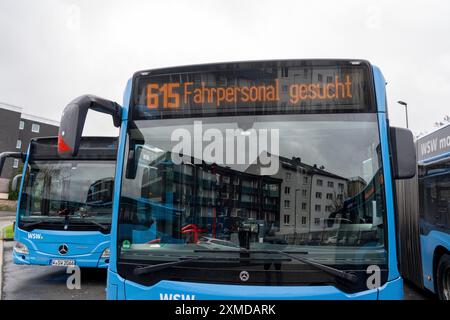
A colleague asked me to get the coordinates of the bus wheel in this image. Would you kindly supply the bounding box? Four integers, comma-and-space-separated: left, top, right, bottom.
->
436, 253, 450, 300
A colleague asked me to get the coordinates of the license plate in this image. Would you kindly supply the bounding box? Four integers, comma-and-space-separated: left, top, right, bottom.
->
51, 259, 75, 266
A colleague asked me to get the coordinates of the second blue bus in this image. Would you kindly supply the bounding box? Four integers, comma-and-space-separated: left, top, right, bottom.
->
0, 136, 117, 268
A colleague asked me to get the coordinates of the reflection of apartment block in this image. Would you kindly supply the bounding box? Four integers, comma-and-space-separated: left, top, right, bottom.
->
309, 173, 347, 232
246, 155, 348, 236
277, 157, 347, 234
140, 152, 282, 236
139, 149, 349, 239
273, 157, 311, 235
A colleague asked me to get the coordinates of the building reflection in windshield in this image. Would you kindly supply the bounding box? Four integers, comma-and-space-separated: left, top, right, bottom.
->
136, 148, 384, 247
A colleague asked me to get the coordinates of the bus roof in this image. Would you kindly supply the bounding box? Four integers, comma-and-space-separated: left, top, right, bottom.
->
416, 123, 450, 163
132, 59, 372, 78
29, 136, 118, 161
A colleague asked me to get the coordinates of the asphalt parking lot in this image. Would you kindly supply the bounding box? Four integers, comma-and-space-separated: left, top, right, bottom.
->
403, 280, 436, 300
1, 241, 106, 300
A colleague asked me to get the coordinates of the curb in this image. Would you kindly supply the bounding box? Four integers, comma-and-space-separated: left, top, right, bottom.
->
0, 213, 16, 219
0, 240, 3, 300
0, 220, 15, 242
0, 228, 14, 242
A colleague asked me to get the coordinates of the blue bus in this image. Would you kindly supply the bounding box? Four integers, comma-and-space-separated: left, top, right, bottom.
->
397, 124, 450, 300
0, 136, 117, 268
57, 60, 416, 299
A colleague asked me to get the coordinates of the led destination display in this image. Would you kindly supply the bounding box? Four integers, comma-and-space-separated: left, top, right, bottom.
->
132, 60, 375, 119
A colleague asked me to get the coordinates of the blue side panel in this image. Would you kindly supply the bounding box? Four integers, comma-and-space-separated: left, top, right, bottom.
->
419, 150, 450, 165
420, 231, 450, 293
109, 78, 131, 275
373, 67, 400, 281
13, 228, 109, 268
372, 65, 387, 113
377, 277, 403, 300
378, 114, 400, 280
123, 280, 379, 300
107, 270, 126, 299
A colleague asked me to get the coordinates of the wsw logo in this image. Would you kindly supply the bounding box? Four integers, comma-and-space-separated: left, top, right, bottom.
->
160, 293, 196, 300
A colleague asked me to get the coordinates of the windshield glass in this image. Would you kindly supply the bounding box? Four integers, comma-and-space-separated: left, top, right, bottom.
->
117, 113, 387, 289
19, 160, 115, 231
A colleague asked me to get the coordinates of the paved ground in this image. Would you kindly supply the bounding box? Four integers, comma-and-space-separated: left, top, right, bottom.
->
0, 211, 15, 232
1, 241, 106, 300
0, 217, 13, 231
403, 280, 436, 300
0, 211, 15, 217
0, 222, 12, 229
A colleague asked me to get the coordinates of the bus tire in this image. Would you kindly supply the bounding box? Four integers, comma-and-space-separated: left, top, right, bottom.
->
436, 253, 450, 300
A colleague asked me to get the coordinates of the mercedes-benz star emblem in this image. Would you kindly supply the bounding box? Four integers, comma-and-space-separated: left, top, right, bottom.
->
239, 271, 250, 282
58, 244, 69, 255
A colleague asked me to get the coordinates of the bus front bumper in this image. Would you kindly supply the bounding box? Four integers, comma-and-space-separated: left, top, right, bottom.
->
107, 270, 404, 300
13, 248, 109, 268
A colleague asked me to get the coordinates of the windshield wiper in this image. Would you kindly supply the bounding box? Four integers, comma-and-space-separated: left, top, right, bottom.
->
273, 250, 358, 283
133, 256, 243, 275
132, 249, 357, 283
21, 220, 62, 229
134, 257, 200, 275
132, 254, 292, 276
194, 249, 358, 284
22, 218, 109, 231
71, 217, 110, 231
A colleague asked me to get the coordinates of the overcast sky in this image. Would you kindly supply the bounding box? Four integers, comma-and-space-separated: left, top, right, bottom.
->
1, 0, 449, 136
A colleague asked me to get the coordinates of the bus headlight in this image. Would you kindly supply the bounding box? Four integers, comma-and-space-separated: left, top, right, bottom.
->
101, 248, 110, 259
14, 242, 29, 255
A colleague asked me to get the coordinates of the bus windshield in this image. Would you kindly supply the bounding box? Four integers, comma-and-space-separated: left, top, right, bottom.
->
117, 113, 387, 289
19, 160, 115, 232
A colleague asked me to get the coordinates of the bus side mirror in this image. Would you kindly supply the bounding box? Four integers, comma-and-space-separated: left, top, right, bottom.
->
0, 152, 25, 176
11, 174, 22, 192
390, 127, 416, 179
58, 95, 122, 157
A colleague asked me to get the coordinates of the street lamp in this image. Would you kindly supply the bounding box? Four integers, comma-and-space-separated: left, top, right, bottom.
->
397, 100, 409, 129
